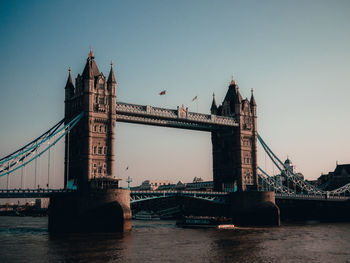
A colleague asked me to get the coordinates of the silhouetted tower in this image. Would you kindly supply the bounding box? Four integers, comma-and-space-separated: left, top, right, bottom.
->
64, 48, 117, 190
211, 77, 258, 191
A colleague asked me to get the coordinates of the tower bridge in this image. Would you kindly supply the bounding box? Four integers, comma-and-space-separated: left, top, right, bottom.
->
1, 49, 350, 231
62, 49, 258, 193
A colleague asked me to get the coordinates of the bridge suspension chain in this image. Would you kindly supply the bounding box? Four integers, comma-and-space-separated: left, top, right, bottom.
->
258, 133, 326, 195
257, 166, 295, 194
257, 133, 350, 196
0, 112, 84, 178
0, 118, 64, 165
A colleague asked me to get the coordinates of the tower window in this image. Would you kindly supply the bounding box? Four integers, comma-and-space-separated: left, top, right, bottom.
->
98, 147, 102, 154
93, 146, 97, 154
99, 126, 102, 133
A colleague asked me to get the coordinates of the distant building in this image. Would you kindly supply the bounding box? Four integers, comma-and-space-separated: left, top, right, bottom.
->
192, 177, 204, 183
318, 164, 350, 190
185, 178, 213, 191
272, 158, 304, 192
132, 177, 214, 191
134, 180, 173, 190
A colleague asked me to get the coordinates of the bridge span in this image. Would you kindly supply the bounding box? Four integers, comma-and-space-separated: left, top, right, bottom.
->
116, 102, 238, 131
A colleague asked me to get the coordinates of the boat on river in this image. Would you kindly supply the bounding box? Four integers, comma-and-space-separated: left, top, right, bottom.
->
176, 216, 233, 228
133, 211, 160, 220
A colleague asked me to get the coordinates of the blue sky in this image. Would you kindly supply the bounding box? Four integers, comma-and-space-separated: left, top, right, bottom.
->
0, 0, 349, 188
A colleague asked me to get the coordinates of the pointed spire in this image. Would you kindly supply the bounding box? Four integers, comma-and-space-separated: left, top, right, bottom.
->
65, 67, 74, 89
250, 88, 256, 106
82, 47, 100, 79
107, 61, 117, 84
211, 93, 217, 114
65, 67, 74, 98
229, 75, 236, 86
88, 45, 94, 59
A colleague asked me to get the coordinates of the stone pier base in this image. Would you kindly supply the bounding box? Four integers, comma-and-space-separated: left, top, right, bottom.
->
228, 191, 280, 226
49, 189, 131, 233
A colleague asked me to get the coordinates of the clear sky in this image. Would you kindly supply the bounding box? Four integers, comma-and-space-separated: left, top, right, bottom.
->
0, 0, 349, 188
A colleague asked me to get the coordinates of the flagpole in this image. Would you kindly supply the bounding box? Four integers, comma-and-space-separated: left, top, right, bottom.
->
191, 95, 198, 112
159, 90, 167, 107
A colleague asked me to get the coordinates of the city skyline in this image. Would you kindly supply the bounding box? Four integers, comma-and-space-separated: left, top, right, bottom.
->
0, 0, 350, 188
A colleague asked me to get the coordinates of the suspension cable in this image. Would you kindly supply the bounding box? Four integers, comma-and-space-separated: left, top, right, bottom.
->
0, 112, 84, 177
0, 119, 64, 164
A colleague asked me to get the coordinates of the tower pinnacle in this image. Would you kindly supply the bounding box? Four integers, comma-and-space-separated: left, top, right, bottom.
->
230, 75, 236, 86
107, 60, 117, 84
210, 92, 217, 114
88, 46, 94, 58
65, 66, 74, 98
250, 88, 256, 106
65, 67, 74, 89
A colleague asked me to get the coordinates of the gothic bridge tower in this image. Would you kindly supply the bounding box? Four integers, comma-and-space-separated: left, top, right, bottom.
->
64, 49, 117, 190
211, 78, 257, 192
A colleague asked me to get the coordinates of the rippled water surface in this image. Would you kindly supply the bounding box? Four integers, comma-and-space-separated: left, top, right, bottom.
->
0, 217, 350, 262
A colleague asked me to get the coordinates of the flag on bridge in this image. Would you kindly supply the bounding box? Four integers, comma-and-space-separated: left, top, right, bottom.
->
192, 95, 198, 102
159, 90, 166, 95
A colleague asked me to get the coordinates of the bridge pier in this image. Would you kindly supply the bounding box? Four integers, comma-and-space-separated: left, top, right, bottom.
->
228, 191, 280, 226
48, 189, 131, 233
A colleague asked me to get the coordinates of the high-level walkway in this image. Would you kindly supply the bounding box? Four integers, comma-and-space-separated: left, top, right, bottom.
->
116, 102, 238, 131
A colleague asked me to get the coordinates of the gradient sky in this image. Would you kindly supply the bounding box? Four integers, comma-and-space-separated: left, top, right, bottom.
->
0, 0, 349, 188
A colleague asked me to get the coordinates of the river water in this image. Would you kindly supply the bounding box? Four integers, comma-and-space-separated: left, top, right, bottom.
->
0, 217, 350, 262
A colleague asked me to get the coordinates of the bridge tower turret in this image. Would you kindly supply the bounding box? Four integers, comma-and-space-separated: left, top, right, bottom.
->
211, 77, 258, 192
210, 93, 218, 115
64, 48, 117, 190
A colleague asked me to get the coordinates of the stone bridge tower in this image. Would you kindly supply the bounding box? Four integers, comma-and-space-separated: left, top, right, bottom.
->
64, 49, 117, 190
211, 78, 258, 192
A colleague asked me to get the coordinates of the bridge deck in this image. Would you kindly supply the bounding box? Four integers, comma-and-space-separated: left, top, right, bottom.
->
116, 102, 238, 131
0, 189, 74, 198
1, 189, 349, 202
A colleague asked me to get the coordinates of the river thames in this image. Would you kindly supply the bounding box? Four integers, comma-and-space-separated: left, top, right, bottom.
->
0, 217, 349, 262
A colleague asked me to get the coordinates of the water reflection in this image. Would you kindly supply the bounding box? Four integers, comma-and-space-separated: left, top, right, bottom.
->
48, 232, 131, 262
0, 217, 350, 263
